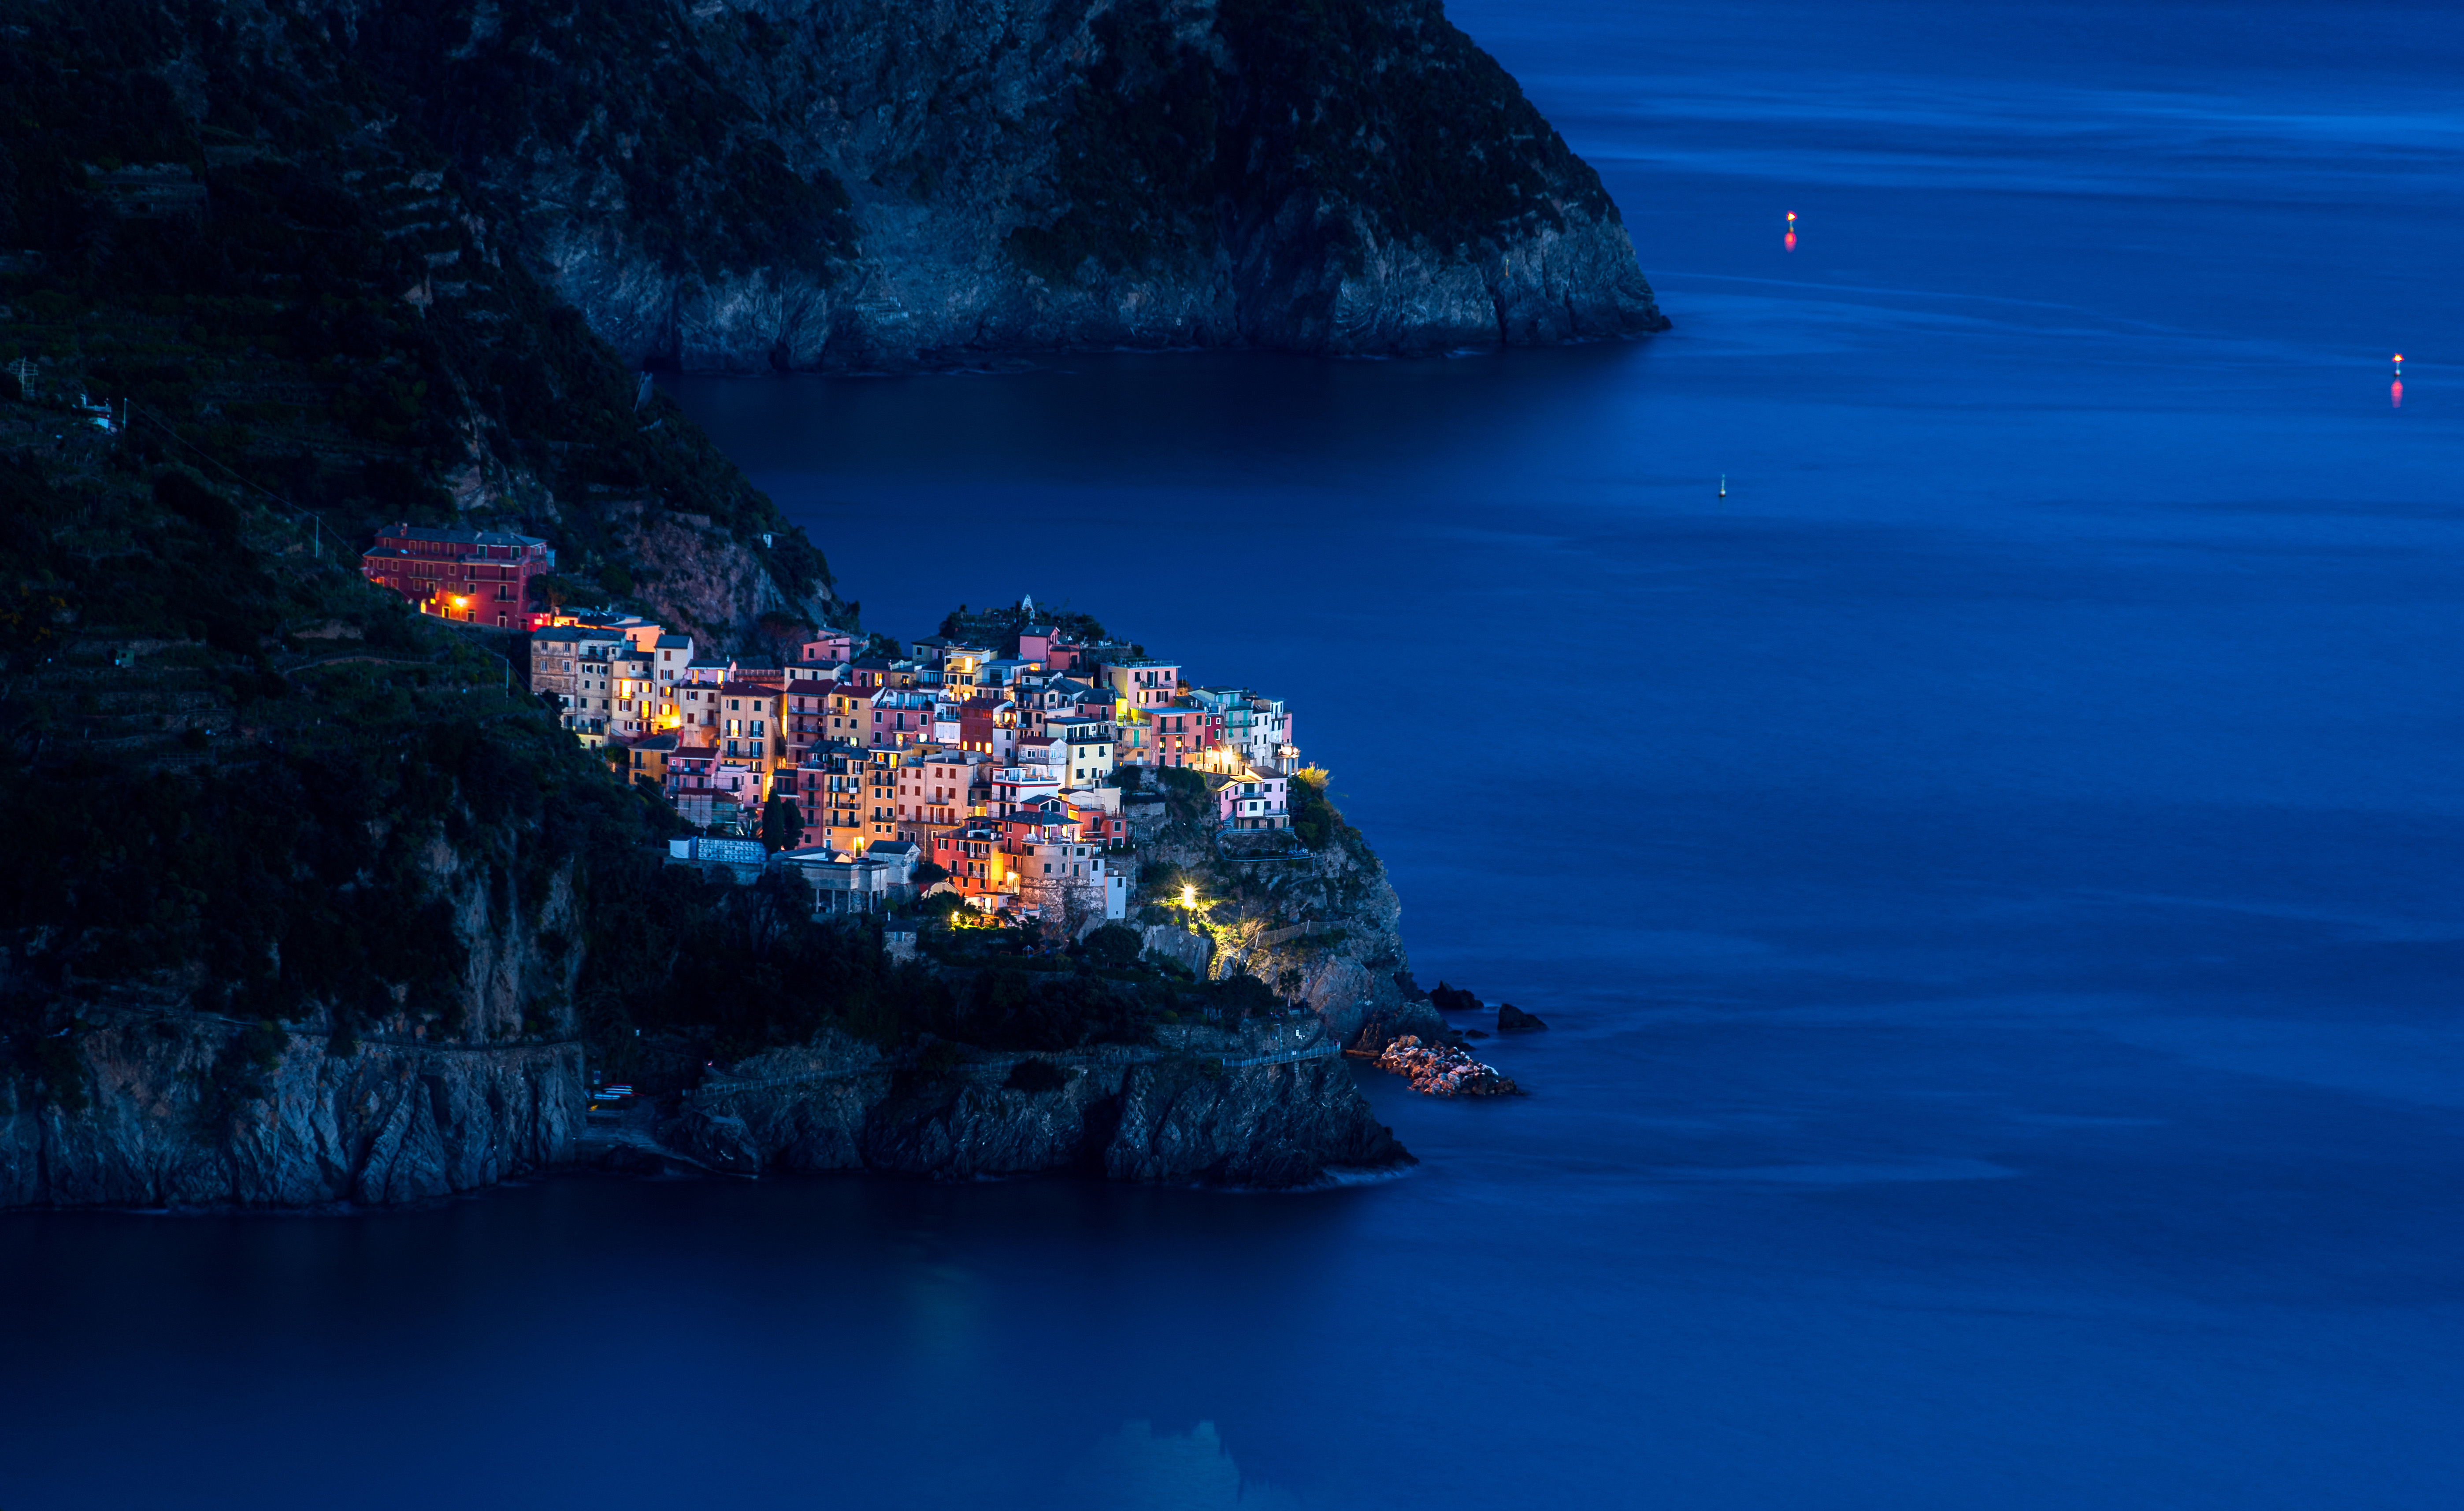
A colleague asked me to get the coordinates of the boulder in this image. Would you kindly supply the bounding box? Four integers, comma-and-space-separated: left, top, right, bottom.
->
1497, 1003, 1548, 1033
1429, 981, 1482, 1014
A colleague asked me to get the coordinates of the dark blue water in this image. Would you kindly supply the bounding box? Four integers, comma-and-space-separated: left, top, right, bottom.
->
7, 3, 2460, 1506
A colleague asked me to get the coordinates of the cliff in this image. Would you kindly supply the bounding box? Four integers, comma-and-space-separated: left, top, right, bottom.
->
653, 1023, 1404, 1188
1, 1019, 584, 1207
339, 0, 1668, 370
1119, 767, 1446, 1050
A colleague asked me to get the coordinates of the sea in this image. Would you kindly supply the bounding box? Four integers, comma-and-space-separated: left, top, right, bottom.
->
4, 2, 2459, 1506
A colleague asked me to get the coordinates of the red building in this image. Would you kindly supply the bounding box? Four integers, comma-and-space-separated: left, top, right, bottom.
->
361, 523, 555, 629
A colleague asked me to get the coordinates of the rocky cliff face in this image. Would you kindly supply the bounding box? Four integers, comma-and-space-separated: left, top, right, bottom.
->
0, 1022, 584, 1207
343, 0, 1667, 370
657, 1024, 1406, 1188
1123, 785, 1446, 1051
0, 822, 590, 1208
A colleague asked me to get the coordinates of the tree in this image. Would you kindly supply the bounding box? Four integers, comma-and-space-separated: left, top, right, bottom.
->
760, 795, 804, 852
1289, 767, 1340, 849
1080, 922, 1143, 969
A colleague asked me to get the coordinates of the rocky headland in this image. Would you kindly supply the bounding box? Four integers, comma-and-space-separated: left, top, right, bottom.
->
340, 0, 1669, 369
645, 1021, 1403, 1187
0, 0, 1591, 1207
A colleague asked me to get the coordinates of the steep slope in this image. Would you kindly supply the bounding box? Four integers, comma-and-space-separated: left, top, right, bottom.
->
1121, 767, 1444, 1051
0, 0, 840, 645
343, 0, 1667, 369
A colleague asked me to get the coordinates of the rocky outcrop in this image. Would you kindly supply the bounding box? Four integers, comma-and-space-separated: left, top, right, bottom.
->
1124, 790, 1446, 1052
657, 1024, 1407, 1187
343, 0, 1667, 371
0, 1018, 584, 1207
1369, 1034, 1517, 1098
601, 501, 835, 651
1497, 1003, 1547, 1033
0, 759, 594, 1209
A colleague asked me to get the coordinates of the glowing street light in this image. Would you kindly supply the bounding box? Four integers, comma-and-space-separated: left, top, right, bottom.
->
1181, 884, 1198, 909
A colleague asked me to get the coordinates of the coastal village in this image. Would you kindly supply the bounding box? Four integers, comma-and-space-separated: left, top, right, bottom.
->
356, 523, 1530, 1099
361, 523, 1303, 932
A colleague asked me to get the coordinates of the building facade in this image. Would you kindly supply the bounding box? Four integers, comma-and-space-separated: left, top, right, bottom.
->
361, 524, 554, 628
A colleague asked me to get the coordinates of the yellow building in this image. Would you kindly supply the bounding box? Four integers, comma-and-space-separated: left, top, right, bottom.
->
714, 681, 787, 797
621, 734, 677, 788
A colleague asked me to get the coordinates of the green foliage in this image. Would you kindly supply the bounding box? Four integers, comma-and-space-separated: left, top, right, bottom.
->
1009, 0, 1613, 282
1144, 952, 1197, 983
1288, 767, 1345, 852
1154, 765, 1211, 826
936, 964, 1154, 1053
354, 0, 857, 284
4, 1019, 90, 1114
0, 0, 833, 630
1206, 972, 1281, 1027
1079, 923, 1145, 970
760, 795, 804, 852
188, 1018, 293, 1135
912, 890, 969, 920
577, 874, 936, 1065
0, 366, 698, 1096
935, 601, 1110, 653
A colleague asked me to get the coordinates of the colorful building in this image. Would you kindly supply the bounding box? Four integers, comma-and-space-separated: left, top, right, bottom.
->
361, 524, 554, 628
1217, 770, 1291, 830
797, 629, 858, 668
1102, 658, 1182, 711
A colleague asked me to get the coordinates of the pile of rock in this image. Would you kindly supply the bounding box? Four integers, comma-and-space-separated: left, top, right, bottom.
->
1372, 1035, 1520, 1098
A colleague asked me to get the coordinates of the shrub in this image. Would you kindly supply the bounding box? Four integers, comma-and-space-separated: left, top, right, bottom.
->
1080, 922, 1144, 969
760, 795, 804, 852
1207, 972, 1280, 1026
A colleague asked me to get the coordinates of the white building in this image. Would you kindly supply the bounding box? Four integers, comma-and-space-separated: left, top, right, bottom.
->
1016, 838, 1130, 924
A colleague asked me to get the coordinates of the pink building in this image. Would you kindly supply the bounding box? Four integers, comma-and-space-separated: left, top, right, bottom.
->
798, 630, 858, 667
1144, 700, 1221, 768
781, 678, 842, 764
1102, 658, 1182, 711
1217, 772, 1291, 830
867, 688, 937, 750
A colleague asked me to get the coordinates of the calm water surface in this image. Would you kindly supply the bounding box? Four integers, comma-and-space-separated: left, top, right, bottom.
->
7, 3, 2461, 1506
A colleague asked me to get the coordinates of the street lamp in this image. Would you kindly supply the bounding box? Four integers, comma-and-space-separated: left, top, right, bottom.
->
1181, 884, 1198, 909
